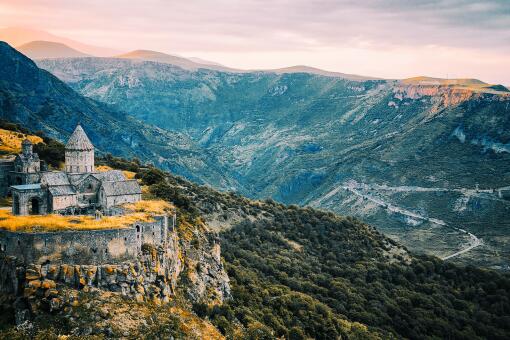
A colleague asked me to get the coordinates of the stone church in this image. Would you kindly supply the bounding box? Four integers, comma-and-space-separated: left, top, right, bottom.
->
4, 125, 141, 215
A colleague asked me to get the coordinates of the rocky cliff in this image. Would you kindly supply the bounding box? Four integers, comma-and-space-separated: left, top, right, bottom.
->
0, 220, 230, 336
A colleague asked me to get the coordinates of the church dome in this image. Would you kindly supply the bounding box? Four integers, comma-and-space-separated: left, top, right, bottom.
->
66, 124, 94, 151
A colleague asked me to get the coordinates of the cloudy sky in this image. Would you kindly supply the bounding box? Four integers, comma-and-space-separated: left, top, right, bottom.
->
1, 0, 509, 83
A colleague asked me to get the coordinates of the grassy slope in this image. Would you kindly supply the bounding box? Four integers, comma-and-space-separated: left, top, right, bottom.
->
0, 128, 42, 155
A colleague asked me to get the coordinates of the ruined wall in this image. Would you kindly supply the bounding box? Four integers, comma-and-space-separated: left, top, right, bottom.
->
137, 215, 168, 247
12, 188, 48, 215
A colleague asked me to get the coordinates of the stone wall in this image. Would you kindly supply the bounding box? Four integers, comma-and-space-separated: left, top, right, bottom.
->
12, 187, 48, 215
50, 193, 77, 211
0, 236, 181, 309
0, 215, 171, 265
0, 159, 14, 196
103, 193, 142, 209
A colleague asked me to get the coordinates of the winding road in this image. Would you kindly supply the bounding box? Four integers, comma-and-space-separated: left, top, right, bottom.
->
313, 182, 483, 260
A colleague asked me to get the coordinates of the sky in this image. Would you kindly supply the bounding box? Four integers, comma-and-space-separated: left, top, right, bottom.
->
1, 0, 509, 84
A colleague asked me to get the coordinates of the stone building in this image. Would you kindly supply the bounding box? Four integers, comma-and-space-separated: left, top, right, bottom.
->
3, 124, 141, 215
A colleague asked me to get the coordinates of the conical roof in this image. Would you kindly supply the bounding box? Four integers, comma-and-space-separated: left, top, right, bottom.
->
66, 124, 94, 150
22, 138, 32, 145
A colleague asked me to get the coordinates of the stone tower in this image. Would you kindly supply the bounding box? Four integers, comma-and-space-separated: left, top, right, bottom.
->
9, 139, 41, 185
22, 138, 33, 156
65, 124, 94, 173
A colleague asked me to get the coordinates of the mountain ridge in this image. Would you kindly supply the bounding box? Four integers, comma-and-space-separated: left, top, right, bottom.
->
0, 27, 119, 56
17, 40, 90, 59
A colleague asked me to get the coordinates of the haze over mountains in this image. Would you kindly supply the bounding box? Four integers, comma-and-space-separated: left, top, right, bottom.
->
0, 41, 239, 189
0, 27, 119, 57
2, 27, 380, 80
17, 40, 90, 59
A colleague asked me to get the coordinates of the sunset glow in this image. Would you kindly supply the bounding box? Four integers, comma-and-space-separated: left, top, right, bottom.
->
1, 0, 509, 83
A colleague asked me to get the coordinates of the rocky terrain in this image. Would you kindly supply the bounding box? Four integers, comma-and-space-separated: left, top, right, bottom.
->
37, 56, 510, 269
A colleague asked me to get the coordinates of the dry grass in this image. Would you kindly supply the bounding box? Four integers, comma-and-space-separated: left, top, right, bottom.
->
123, 200, 174, 215
0, 199, 172, 232
0, 129, 43, 154
95, 165, 113, 172
96, 165, 137, 180
402, 76, 509, 94
0, 197, 12, 207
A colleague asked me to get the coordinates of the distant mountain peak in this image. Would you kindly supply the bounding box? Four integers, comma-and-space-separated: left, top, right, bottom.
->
262, 65, 379, 81
0, 27, 120, 57
115, 49, 241, 72
16, 40, 90, 59
401, 76, 509, 94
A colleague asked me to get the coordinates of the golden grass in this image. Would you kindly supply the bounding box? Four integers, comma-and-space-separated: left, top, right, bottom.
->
0, 209, 152, 232
95, 165, 113, 172
0, 200, 172, 232
0, 197, 12, 207
122, 200, 174, 215
123, 170, 136, 179
0, 129, 43, 154
96, 165, 136, 180
402, 77, 509, 94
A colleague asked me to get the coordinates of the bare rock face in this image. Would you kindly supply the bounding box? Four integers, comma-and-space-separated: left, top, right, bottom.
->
0, 226, 230, 325
178, 230, 231, 304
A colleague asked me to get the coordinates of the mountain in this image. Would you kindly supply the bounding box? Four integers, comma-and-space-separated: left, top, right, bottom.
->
0, 42, 240, 189
403, 76, 509, 93
0, 27, 119, 56
115, 49, 242, 72
187, 56, 225, 66
37, 56, 510, 270
17, 40, 90, 59
116, 49, 376, 79
265, 65, 379, 80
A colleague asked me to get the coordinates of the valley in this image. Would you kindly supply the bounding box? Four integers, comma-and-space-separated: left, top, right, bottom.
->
35, 56, 510, 270
313, 180, 485, 261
